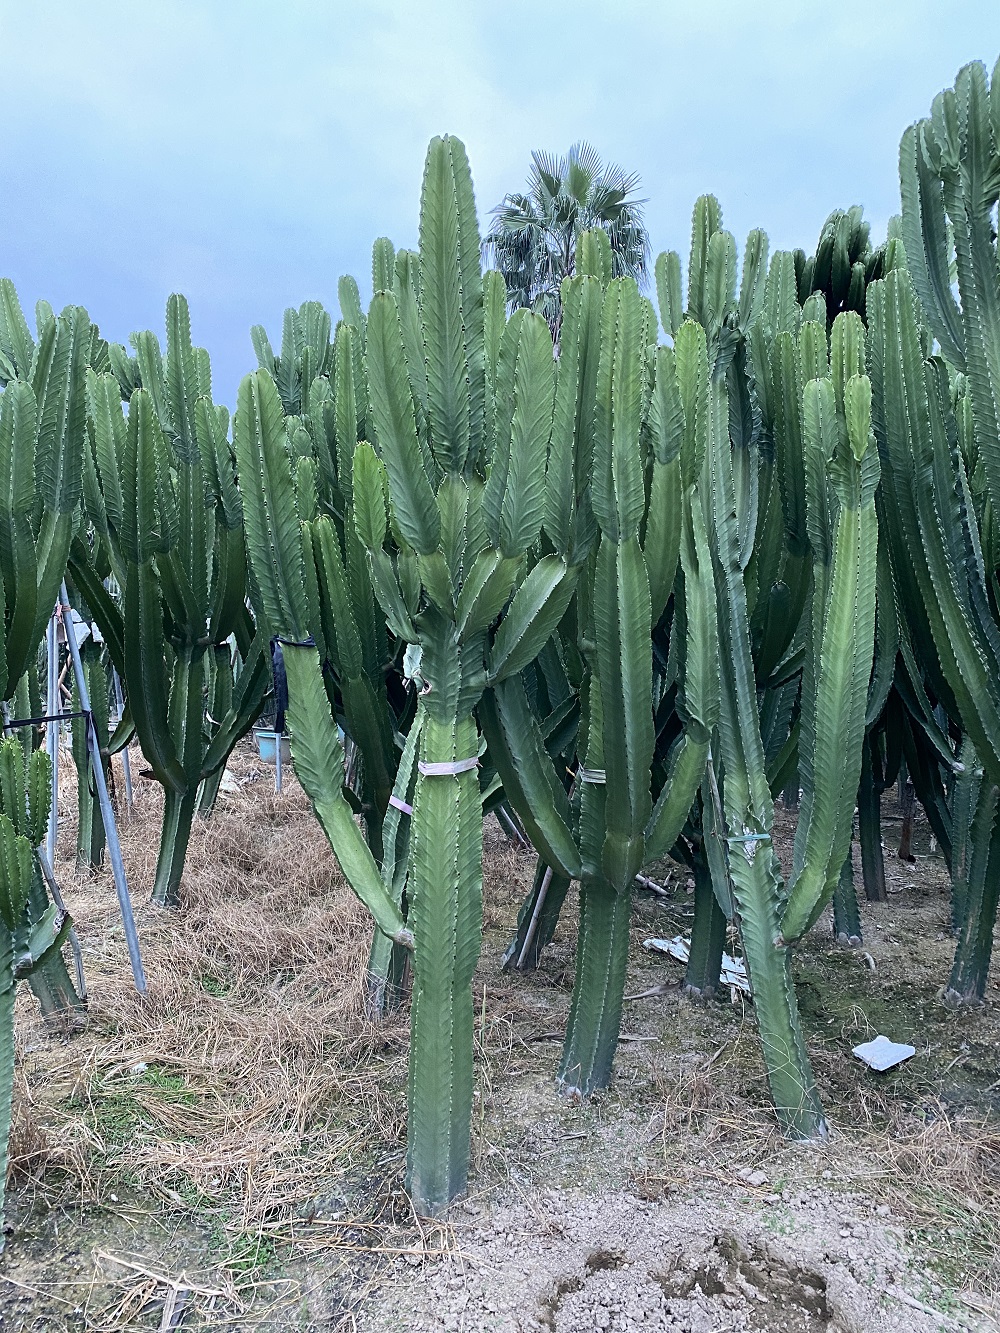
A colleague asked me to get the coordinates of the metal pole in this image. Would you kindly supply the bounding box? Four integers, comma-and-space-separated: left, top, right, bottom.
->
59, 583, 146, 994
516, 865, 554, 970
46, 610, 59, 866
274, 732, 283, 794
111, 668, 133, 812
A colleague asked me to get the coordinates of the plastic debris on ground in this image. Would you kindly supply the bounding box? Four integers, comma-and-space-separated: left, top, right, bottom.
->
643, 936, 751, 994
851, 1034, 916, 1071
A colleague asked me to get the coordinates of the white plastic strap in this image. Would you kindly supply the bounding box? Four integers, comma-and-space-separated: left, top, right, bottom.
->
418, 756, 480, 776
388, 794, 413, 815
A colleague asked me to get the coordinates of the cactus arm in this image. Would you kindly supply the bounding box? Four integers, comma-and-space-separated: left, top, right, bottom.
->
121, 394, 185, 796
282, 646, 409, 944
546, 275, 602, 562
0, 278, 33, 381
478, 678, 581, 879
419, 137, 479, 477
455, 551, 520, 640
870, 271, 1000, 783
784, 466, 874, 938
199, 634, 269, 780
594, 536, 653, 889
654, 250, 683, 339
367, 714, 423, 1013
931, 65, 1000, 521
781, 376, 879, 942
487, 556, 576, 683
645, 493, 718, 859
365, 294, 440, 554
0, 380, 39, 695
31, 305, 87, 518
946, 777, 1000, 1004
232, 369, 309, 640
687, 196, 722, 331
644, 345, 685, 621
66, 537, 126, 678
498, 313, 552, 557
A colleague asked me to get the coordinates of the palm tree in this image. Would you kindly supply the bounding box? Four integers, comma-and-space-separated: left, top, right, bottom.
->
483, 142, 650, 335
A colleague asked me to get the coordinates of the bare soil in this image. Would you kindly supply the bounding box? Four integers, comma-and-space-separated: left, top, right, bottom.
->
1, 743, 998, 1332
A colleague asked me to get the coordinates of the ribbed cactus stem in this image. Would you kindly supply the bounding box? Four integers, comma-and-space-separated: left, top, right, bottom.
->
405, 712, 483, 1214
857, 736, 887, 903
684, 851, 727, 998
945, 780, 1000, 1005
152, 788, 198, 909
557, 875, 631, 1097
832, 853, 862, 946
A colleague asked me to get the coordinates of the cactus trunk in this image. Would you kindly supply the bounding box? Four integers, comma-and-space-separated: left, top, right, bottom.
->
832, 853, 863, 945
684, 851, 727, 998
152, 787, 198, 908
405, 712, 482, 1214
945, 781, 1000, 1005
558, 875, 631, 1097
857, 737, 887, 902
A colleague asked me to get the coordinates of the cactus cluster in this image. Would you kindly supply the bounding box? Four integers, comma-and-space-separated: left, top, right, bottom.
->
0, 55, 998, 1234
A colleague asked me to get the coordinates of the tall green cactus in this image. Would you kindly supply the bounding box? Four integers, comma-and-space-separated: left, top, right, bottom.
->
72, 296, 268, 905
0, 287, 91, 704
484, 255, 720, 1095
654, 199, 880, 1137
875, 57, 1000, 1000
240, 136, 585, 1213
0, 739, 72, 1250
251, 259, 419, 1014
701, 299, 879, 1136
869, 261, 1000, 1001
0, 285, 89, 1018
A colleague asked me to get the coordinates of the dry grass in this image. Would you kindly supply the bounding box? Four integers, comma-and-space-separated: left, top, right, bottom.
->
7, 740, 1000, 1322
12, 740, 412, 1258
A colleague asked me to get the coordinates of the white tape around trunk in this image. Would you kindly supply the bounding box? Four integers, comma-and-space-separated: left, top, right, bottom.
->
579, 767, 607, 784
388, 794, 413, 815
418, 756, 480, 777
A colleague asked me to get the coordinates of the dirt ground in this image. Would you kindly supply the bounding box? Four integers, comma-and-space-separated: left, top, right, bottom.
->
1, 741, 998, 1332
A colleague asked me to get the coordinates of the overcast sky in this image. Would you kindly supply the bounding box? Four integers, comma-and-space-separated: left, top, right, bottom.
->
3, 2, 999, 405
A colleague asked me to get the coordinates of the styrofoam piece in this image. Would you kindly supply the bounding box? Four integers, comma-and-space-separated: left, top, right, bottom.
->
852, 1034, 916, 1071
643, 935, 751, 995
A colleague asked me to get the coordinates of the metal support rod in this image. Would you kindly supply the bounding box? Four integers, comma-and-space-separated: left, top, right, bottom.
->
59, 584, 146, 994
111, 668, 133, 812
46, 611, 59, 866
516, 865, 554, 970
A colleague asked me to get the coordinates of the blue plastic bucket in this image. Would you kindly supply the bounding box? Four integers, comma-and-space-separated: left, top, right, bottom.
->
254, 730, 291, 765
